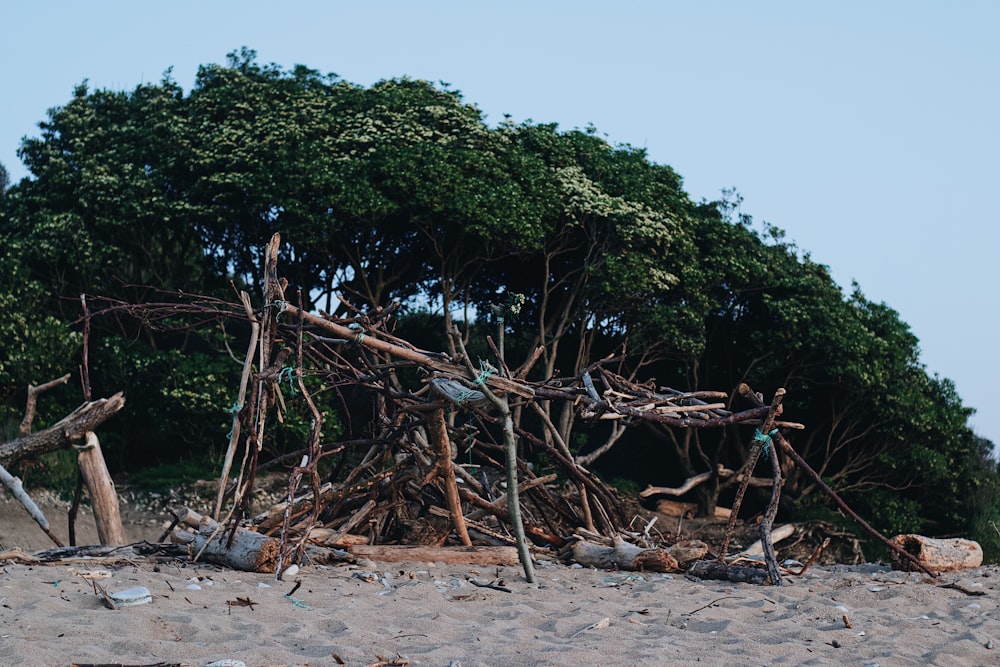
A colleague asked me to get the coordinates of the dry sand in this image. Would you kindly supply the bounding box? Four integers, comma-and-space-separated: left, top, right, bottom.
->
3, 498, 1000, 666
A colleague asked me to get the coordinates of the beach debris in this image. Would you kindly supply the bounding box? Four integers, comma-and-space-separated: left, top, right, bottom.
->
466, 575, 511, 592
571, 616, 610, 637
110, 585, 152, 607
90, 580, 117, 609
204, 661, 247, 667
70, 568, 112, 579
937, 581, 987, 596
687, 559, 771, 585
889, 535, 983, 572
225, 596, 257, 612
564, 532, 679, 573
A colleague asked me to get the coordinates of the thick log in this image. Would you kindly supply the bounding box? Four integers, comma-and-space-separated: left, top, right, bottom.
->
655, 499, 731, 519
655, 499, 698, 517
427, 406, 472, 545
0, 393, 126, 467
348, 544, 521, 566
687, 559, 772, 585
172, 524, 281, 573
889, 534, 983, 572
76, 432, 127, 546
568, 536, 680, 573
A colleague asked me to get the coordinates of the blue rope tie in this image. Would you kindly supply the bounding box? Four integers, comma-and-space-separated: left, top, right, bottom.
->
348, 322, 365, 345
472, 360, 496, 386
455, 361, 496, 405
273, 299, 287, 321
278, 367, 299, 395
753, 428, 779, 459
225, 402, 243, 440
283, 593, 311, 609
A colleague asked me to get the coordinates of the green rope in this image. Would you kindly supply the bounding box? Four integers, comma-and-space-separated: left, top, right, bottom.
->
472, 360, 496, 386
283, 593, 311, 610
348, 322, 365, 345
225, 403, 243, 440
753, 427, 780, 459
273, 299, 287, 321
278, 367, 299, 395
455, 361, 495, 405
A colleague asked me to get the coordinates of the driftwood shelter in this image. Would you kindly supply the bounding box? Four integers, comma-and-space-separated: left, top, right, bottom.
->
3, 233, 950, 583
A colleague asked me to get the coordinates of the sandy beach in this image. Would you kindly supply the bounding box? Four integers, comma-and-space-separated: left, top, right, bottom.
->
3, 497, 999, 666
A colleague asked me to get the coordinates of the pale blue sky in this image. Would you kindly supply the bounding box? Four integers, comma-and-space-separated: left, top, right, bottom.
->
2, 2, 997, 445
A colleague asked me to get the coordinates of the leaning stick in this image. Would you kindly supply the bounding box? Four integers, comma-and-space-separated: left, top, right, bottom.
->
0, 463, 63, 547
737, 384, 938, 577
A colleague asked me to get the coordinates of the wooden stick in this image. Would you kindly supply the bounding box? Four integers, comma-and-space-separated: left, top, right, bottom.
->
0, 462, 63, 546
427, 406, 472, 546
18, 373, 71, 436
737, 383, 939, 578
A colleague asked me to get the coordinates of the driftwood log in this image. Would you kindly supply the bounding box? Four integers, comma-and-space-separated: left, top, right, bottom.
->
75, 432, 127, 546
0, 393, 126, 467
688, 559, 772, 585
564, 532, 710, 573
889, 535, 983, 572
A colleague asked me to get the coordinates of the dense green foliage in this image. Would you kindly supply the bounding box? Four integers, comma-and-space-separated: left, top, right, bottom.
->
1, 49, 996, 557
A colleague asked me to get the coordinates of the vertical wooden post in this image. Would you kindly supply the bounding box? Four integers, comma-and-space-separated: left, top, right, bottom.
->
76, 431, 127, 545
429, 406, 472, 546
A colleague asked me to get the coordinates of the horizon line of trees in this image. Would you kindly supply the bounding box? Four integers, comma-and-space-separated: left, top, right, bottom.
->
1, 48, 996, 557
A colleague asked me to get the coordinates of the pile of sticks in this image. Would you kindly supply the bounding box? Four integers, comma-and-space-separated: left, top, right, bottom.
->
181, 234, 808, 582
91, 233, 934, 583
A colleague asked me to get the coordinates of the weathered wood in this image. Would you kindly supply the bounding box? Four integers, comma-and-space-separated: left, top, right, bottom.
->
740, 524, 795, 557
76, 432, 127, 546
669, 539, 710, 567
889, 534, 983, 572
641, 465, 774, 499
0, 462, 63, 546
279, 302, 535, 399
348, 544, 521, 565
736, 383, 939, 578
19, 373, 71, 436
655, 499, 698, 517
427, 406, 472, 546
0, 393, 126, 467
568, 536, 680, 573
172, 523, 281, 572
687, 559, 772, 585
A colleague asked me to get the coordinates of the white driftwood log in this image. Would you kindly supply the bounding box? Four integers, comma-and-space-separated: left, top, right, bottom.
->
171, 507, 280, 572
568, 536, 680, 572
889, 534, 983, 572
740, 524, 795, 557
